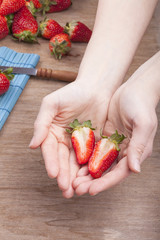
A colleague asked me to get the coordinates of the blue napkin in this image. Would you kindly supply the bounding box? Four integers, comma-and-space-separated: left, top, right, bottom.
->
0, 46, 40, 130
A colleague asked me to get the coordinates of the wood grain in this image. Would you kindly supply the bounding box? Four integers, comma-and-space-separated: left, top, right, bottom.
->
0, 1, 160, 240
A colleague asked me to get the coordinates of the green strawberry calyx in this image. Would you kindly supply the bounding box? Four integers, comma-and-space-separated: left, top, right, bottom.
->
41, 0, 57, 15
50, 39, 70, 60
64, 21, 78, 36
100, 129, 126, 151
13, 31, 38, 43
0, 68, 14, 81
66, 119, 96, 134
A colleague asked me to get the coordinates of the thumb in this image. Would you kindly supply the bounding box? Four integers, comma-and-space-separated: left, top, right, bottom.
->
29, 96, 57, 148
127, 119, 155, 173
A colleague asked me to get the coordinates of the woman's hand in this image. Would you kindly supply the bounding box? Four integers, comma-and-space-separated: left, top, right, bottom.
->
29, 81, 110, 198
73, 51, 160, 196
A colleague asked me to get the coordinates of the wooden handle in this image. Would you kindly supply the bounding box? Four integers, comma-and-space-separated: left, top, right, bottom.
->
36, 68, 77, 82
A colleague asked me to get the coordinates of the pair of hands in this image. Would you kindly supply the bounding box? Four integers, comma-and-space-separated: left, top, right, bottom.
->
29, 54, 158, 198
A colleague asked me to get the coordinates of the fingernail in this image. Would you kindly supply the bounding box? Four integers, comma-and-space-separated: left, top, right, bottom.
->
133, 160, 141, 173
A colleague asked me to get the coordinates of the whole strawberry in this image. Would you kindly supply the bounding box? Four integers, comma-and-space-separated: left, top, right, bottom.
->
42, 0, 72, 14
66, 119, 95, 165
0, 0, 26, 16
39, 18, 64, 40
64, 21, 92, 43
12, 5, 38, 43
88, 130, 126, 178
49, 33, 71, 59
0, 15, 9, 40
26, 0, 42, 9
0, 68, 14, 95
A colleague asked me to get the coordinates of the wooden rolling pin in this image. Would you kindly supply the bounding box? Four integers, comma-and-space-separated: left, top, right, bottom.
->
36, 68, 78, 82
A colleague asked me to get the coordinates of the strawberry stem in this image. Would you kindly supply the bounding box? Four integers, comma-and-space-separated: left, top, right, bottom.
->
66, 119, 96, 133
0, 68, 14, 81
100, 129, 126, 151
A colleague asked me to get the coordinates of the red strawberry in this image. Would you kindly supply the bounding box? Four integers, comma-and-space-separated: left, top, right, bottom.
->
64, 21, 92, 43
39, 18, 64, 40
88, 130, 126, 178
0, 0, 3, 6
0, 15, 9, 40
26, 0, 42, 9
0, 0, 25, 16
49, 33, 71, 59
66, 119, 95, 165
25, 0, 37, 16
42, 0, 72, 14
12, 6, 38, 43
0, 68, 14, 95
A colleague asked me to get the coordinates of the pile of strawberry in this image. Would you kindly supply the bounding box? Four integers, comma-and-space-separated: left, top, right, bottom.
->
0, 0, 92, 59
66, 119, 126, 179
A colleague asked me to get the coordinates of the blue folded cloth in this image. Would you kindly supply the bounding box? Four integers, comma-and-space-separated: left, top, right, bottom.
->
0, 46, 40, 130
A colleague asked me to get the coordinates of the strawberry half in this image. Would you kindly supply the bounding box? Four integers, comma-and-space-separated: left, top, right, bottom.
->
66, 119, 95, 165
64, 21, 92, 43
0, 68, 14, 95
88, 130, 126, 178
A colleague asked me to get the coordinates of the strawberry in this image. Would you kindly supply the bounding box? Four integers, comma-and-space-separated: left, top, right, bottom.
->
0, 0, 3, 6
64, 21, 92, 43
42, 0, 72, 14
39, 18, 64, 40
66, 119, 95, 165
0, 15, 9, 40
88, 130, 126, 178
12, 5, 38, 43
0, 68, 14, 95
25, 0, 37, 16
49, 33, 71, 59
0, 14, 14, 40
0, 0, 26, 16
26, 0, 42, 9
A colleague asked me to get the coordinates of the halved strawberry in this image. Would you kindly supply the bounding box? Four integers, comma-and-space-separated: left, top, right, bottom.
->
66, 119, 95, 165
88, 130, 126, 178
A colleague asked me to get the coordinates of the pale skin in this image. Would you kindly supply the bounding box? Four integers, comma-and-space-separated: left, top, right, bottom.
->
29, 0, 158, 198
73, 51, 160, 196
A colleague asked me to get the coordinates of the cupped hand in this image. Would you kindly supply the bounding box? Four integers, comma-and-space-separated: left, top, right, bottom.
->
74, 54, 159, 196
29, 81, 110, 198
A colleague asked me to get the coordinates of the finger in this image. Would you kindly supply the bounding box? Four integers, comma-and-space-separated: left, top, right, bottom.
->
57, 143, 70, 191
29, 96, 57, 148
89, 157, 130, 196
76, 165, 89, 177
75, 181, 92, 196
63, 150, 80, 199
73, 175, 92, 189
41, 132, 59, 178
140, 125, 157, 163
127, 116, 156, 173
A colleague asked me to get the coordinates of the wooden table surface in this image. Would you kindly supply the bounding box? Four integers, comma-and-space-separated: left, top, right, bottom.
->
0, 1, 160, 239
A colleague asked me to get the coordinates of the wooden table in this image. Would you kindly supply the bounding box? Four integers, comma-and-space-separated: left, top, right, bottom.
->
0, 1, 160, 239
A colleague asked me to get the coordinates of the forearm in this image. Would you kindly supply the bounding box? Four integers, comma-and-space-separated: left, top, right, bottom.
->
129, 50, 160, 107
76, 0, 158, 93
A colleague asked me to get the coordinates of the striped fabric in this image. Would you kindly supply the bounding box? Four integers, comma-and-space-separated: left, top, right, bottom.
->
0, 46, 40, 130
